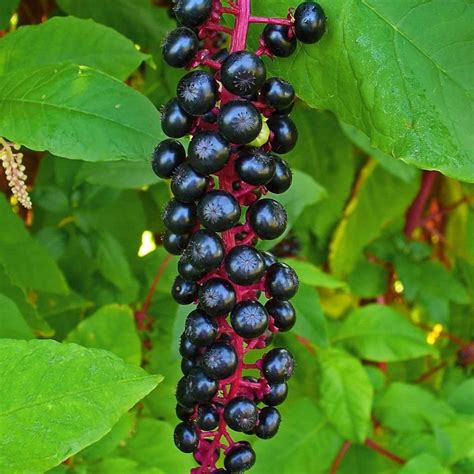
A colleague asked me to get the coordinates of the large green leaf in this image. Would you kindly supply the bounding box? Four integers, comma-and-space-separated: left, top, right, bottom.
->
399, 453, 449, 474
446, 378, 474, 415
0, 0, 18, 29
0, 196, 69, 294
374, 382, 455, 433
291, 283, 328, 347
0, 64, 161, 162
0, 294, 33, 339
66, 305, 142, 365
283, 258, 347, 290
0, 339, 161, 473
252, 398, 342, 474
329, 160, 419, 277
0, 16, 147, 80
318, 347, 373, 442
332, 304, 437, 361
57, 0, 172, 49
256, 0, 474, 181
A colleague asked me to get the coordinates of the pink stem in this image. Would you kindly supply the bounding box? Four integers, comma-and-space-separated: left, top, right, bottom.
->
249, 16, 293, 26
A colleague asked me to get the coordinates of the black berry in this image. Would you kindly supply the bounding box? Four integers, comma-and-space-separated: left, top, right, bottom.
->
198, 190, 241, 232
174, 422, 199, 452
174, 0, 212, 28
224, 444, 256, 472
263, 382, 288, 406
201, 341, 238, 379
267, 115, 298, 153
188, 131, 230, 175
266, 262, 299, 300
255, 407, 281, 439
262, 24, 297, 57
224, 396, 258, 432
196, 403, 220, 430
187, 367, 219, 401
162, 27, 199, 68
161, 98, 195, 138
266, 157, 292, 193
177, 70, 219, 116
294, 2, 327, 44
248, 198, 288, 240
198, 278, 236, 316
265, 298, 296, 331
163, 198, 197, 234
172, 275, 198, 305
218, 100, 262, 144
260, 77, 295, 111
224, 245, 265, 285
185, 309, 218, 346
152, 139, 186, 178
230, 300, 269, 338
235, 148, 276, 185
185, 229, 225, 271
262, 348, 295, 383
171, 162, 208, 202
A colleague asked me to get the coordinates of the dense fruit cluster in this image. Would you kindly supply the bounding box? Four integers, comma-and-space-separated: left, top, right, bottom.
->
152, 1, 326, 472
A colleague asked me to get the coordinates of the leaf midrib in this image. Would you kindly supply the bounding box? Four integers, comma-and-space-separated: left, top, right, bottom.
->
0, 96, 156, 141
0, 374, 159, 417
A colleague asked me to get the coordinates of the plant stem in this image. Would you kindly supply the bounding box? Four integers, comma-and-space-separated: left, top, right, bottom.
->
364, 438, 405, 465
329, 441, 351, 474
248, 16, 292, 26
414, 361, 448, 384
140, 254, 173, 314
404, 170, 438, 237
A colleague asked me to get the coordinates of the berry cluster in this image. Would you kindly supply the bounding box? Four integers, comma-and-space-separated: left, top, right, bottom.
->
152, 1, 326, 472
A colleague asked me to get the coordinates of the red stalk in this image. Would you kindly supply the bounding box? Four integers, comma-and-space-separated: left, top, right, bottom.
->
364, 438, 405, 465
329, 441, 351, 474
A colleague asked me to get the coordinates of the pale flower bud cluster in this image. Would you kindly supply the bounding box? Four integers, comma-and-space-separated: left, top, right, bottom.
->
0, 139, 32, 209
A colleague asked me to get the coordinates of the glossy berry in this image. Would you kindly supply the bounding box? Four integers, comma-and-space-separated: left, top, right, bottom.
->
179, 335, 199, 358
187, 367, 218, 401
224, 245, 265, 285
176, 377, 195, 407
198, 190, 241, 232
255, 407, 281, 439
224, 396, 258, 432
261, 250, 277, 269
185, 229, 224, 271
188, 131, 230, 174
262, 24, 297, 57
224, 444, 256, 472
235, 148, 276, 185
163, 198, 196, 234
260, 77, 295, 111
198, 278, 236, 317
248, 198, 288, 240
220, 51, 266, 97
218, 100, 262, 144
162, 27, 199, 68
263, 382, 288, 406
161, 98, 195, 138
294, 2, 327, 44
266, 157, 292, 193
185, 309, 218, 346
174, 422, 198, 452
266, 262, 299, 300
262, 348, 295, 383
171, 163, 207, 202
163, 230, 190, 255
178, 254, 207, 281
265, 299, 296, 331
181, 357, 197, 375
151, 139, 186, 178
196, 403, 220, 430
267, 115, 298, 153
230, 300, 268, 338
201, 342, 238, 379
177, 71, 218, 116
174, 0, 212, 28
176, 403, 194, 421
172, 275, 197, 305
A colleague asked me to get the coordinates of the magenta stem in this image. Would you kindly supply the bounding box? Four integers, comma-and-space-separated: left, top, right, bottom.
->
249, 16, 293, 26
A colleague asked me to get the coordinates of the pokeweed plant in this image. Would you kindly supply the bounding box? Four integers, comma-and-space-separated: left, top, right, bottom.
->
153, 1, 326, 471
0, 1, 472, 474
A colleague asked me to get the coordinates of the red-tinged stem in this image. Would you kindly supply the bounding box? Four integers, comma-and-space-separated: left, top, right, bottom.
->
200, 57, 223, 70
220, 6, 238, 14
417, 322, 467, 347
249, 16, 293, 26
364, 439, 405, 465
141, 254, 173, 314
414, 361, 448, 384
230, 0, 250, 52
404, 170, 438, 237
204, 23, 234, 35
329, 441, 351, 474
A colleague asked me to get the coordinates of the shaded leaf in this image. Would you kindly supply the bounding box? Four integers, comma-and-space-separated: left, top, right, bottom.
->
0, 294, 34, 339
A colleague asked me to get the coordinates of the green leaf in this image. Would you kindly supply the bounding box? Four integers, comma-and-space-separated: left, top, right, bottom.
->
318, 347, 373, 442
96, 232, 139, 301
0, 196, 69, 294
80, 412, 135, 461
257, 0, 474, 181
337, 444, 399, 474
283, 106, 357, 247
260, 169, 326, 249
399, 453, 449, 474
119, 418, 194, 473
86, 458, 164, 474
292, 283, 328, 347
446, 379, 474, 415
0, 64, 161, 162
347, 259, 389, 298
332, 304, 438, 361
66, 305, 142, 365
0, 294, 34, 339
374, 382, 455, 433
0, 0, 18, 29
57, 0, 172, 49
329, 161, 419, 278
283, 258, 347, 290
0, 16, 147, 80
77, 160, 158, 189
0, 339, 161, 473
252, 398, 342, 474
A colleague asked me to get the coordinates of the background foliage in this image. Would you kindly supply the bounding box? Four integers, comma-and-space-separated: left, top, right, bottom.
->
0, 1, 473, 473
